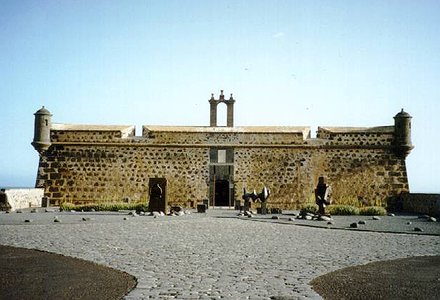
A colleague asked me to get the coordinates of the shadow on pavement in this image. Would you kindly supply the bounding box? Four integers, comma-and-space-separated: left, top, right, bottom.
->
0, 245, 136, 300
311, 255, 440, 300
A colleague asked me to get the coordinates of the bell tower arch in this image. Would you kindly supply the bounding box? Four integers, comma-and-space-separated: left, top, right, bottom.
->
209, 90, 235, 127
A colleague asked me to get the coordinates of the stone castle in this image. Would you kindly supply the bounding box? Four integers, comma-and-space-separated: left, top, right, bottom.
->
32, 91, 414, 210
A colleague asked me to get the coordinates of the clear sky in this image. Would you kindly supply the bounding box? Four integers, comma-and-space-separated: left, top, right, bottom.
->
1, 0, 439, 192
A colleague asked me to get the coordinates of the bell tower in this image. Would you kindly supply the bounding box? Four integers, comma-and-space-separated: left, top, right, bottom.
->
209, 90, 235, 127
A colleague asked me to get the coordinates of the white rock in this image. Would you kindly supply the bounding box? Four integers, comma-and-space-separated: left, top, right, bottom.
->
318, 215, 332, 221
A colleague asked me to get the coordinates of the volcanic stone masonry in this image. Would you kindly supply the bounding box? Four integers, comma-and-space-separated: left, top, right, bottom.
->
32, 91, 414, 209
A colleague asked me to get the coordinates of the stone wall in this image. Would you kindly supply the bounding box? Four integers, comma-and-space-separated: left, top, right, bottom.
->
36, 144, 209, 206
0, 188, 44, 211
234, 147, 408, 209
35, 123, 411, 209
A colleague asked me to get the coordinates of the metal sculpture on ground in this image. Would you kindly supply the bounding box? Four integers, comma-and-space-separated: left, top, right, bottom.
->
315, 176, 332, 215
242, 186, 271, 214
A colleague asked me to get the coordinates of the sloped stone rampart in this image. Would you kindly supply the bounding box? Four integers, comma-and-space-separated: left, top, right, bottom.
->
0, 188, 44, 211
402, 193, 440, 216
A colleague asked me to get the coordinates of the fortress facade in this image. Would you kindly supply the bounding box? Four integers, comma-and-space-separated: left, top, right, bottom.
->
32, 91, 413, 209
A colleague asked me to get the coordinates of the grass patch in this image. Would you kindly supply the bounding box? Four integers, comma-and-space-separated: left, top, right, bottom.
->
60, 202, 148, 212
359, 206, 387, 216
327, 205, 360, 215
299, 203, 387, 216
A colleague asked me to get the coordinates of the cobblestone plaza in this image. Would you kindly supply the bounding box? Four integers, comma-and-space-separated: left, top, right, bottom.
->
1, 209, 439, 299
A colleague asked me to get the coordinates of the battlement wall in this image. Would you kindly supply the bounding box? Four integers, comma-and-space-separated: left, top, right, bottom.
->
50, 124, 135, 143
143, 126, 310, 145
49, 124, 396, 147
316, 126, 395, 146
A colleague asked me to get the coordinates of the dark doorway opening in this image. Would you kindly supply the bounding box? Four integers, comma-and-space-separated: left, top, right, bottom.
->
215, 180, 230, 206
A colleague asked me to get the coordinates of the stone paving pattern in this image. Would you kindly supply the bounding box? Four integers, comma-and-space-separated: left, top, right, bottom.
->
0, 209, 439, 299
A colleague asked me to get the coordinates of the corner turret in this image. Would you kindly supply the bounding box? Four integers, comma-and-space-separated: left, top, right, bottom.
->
32, 106, 52, 153
393, 109, 414, 158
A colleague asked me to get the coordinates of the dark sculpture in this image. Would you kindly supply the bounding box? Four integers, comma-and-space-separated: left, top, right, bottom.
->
149, 183, 163, 211
256, 186, 270, 214
242, 188, 257, 212
151, 183, 163, 199
315, 176, 332, 215
242, 186, 271, 214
